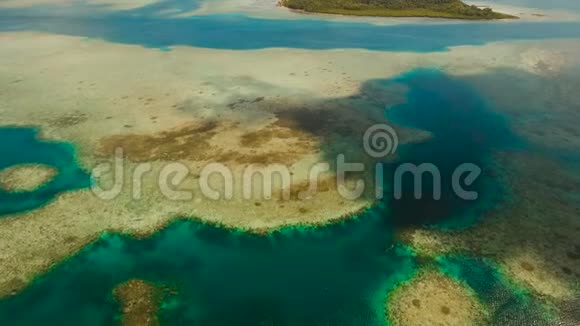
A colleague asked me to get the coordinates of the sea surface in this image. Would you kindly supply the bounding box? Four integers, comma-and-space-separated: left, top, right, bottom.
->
0, 1, 577, 325
1, 13, 580, 52
2, 0, 580, 52
0, 69, 547, 325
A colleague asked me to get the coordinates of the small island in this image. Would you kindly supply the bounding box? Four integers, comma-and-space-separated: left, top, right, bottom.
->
280, 0, 517, 20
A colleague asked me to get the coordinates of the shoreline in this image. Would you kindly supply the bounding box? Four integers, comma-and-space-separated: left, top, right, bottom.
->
284, 7, 517, 21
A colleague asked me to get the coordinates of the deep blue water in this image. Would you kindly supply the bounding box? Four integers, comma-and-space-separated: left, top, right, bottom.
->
0, 70, 549, 325
383, 69, 521, 229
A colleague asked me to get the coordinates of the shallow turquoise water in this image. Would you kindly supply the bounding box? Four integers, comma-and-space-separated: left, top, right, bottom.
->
1, 9, 580, 52
0, 205, 416, 325
0, 70, 546, 325
0, 128, 89, 216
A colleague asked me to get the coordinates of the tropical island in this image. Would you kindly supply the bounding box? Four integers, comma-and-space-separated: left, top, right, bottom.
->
280, 0, 517, 19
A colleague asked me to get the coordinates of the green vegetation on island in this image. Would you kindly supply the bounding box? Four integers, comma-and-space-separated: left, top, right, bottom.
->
281, 0, 517, 20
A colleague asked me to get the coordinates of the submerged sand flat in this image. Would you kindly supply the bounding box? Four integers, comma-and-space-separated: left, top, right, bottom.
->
1, 31, 579, 304
0, 164, 57, 192
387, 270, 487, 326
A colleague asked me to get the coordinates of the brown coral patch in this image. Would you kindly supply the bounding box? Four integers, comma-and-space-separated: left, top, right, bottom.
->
96, 112, 323, 166
273, 107, 366, 138
48, 111, 88, 128
113, 279, 160, 326
96, 119, 314, 165
97, 121, 224, 162
240, 123, 313, 148
96, 101, 382, 168
275, 175, 338, 201
238, 125, 318, 166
